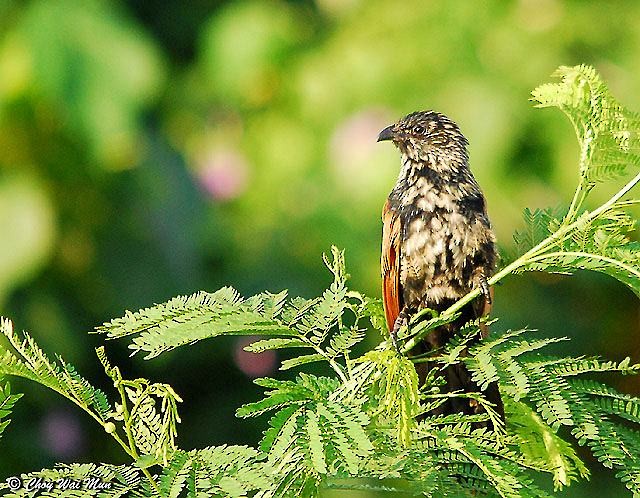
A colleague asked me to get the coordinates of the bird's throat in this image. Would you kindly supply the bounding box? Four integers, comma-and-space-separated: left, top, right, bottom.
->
390, 154, 475, 211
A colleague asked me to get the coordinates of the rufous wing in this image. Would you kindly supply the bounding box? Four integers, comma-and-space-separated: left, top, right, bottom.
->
381, 199, 402, 332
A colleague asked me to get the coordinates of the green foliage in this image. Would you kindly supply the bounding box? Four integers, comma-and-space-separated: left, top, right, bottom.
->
238, 373, 374, 494
532, 65, 640, 190
463, 328, 640, 492
505, 399, 589, 490
0, 317, 111, 421
160, 445, 274, 498
513, 65, 640, 296
0, 316, 183, 488
0, 382, 21, 439
97, 288, 293, 359
236, 374, 340, 419
97, 346, 182, 467
0, 463, 143, 497
513, 207, 562, 256
361, 350, 420, 446
1, 65, 640, 497
98, 247, 373, 385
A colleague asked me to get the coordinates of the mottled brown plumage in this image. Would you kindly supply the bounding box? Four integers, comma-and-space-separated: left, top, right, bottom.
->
378, 110, 503, 422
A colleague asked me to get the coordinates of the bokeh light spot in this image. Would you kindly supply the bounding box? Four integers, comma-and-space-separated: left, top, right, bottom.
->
234, 336, 277, 378
40, 409, 85, 460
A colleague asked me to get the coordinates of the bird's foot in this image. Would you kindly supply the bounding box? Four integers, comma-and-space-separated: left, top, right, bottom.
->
480, 274, 492, 305
390, 309, 409, 353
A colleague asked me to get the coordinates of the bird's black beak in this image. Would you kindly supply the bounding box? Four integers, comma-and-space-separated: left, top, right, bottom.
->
377, 125, 395, 142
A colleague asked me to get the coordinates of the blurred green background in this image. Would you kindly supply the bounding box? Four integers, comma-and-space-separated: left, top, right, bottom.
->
1, 0, 639, 495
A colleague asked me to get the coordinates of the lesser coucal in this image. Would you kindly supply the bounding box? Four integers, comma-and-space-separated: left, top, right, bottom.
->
378, 110, 503, 421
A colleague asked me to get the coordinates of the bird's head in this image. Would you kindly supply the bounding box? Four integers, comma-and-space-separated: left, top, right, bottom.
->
377, 111, 469, 168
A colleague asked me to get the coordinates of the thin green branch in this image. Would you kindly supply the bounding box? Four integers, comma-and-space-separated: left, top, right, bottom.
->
304, 337, 349, 383
563, 115, 597, 226
0, 365, 163, 492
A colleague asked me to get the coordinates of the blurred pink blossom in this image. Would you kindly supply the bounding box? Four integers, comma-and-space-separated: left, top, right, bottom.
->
330, 108, 392, 171
197, 149, 249, 202
234, 336, 277, 378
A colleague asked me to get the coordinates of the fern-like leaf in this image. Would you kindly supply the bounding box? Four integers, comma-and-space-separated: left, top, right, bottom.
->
0, 318, 111, 422
98, 289, 293, 359
0, 463, 142, 497
0, 382, 21, 439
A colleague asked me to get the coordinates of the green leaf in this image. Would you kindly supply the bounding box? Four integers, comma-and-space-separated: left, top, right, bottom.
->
96, 288, 295, 359
244, 337, 308, 353
0, 318, 112, 423
519, 65, 640, 299
280, 353, 325, 371
363, 350, 420, 446
305, 410, 327, 474
237, 374, 339, 418
513, 207, 561, 253
0, 382, 21, 438
506, 398, 588, 490
158, 450, 191, 498
134, 454, 157, 469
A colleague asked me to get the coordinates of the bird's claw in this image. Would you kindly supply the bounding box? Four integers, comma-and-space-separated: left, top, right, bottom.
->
390, 331, 401, 353
480, 275, 491, 305
390, 310, 409, 353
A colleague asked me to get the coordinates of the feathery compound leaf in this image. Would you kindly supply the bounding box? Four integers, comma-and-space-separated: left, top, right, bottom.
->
96, 288, 293, 359
263, 401, 372, 483
522, 249, 640, 297
158, 450, 190, 498
462, 325, 640, 493
236, 374, 339, 419
244, 337, 309, 353
0, 318, 112, 422
570, 378, 640, 428
243, 370, 372, 494
153, 445, 276, 498
409, 423, 556, 498
280, 354, 325, 371
94, 248, 364, 380
181, 445, 273, 497
123, 381, 182, 466
325, 325, 366, 359
465, 328, 561, 400
515, 65, 640, 295
305, 411, 327, 474
261, 405, 301, 455
532, 64, 640, 189
362, 296, 386, 334
58, 359, 112, 421
0, 463, 143, 497
550, 356, 639, 377
505, 398, 588, 490
0, 382, 21, 438
99, 287, 242, 338
292, 248, 348, 345
513, 207, 562, 254
362, 350, 420, 446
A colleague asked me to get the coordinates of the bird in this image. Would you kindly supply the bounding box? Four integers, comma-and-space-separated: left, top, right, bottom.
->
377, 110, 503, 423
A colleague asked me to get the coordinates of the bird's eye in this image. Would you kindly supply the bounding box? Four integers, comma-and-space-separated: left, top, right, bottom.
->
412, 125, 426, 135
